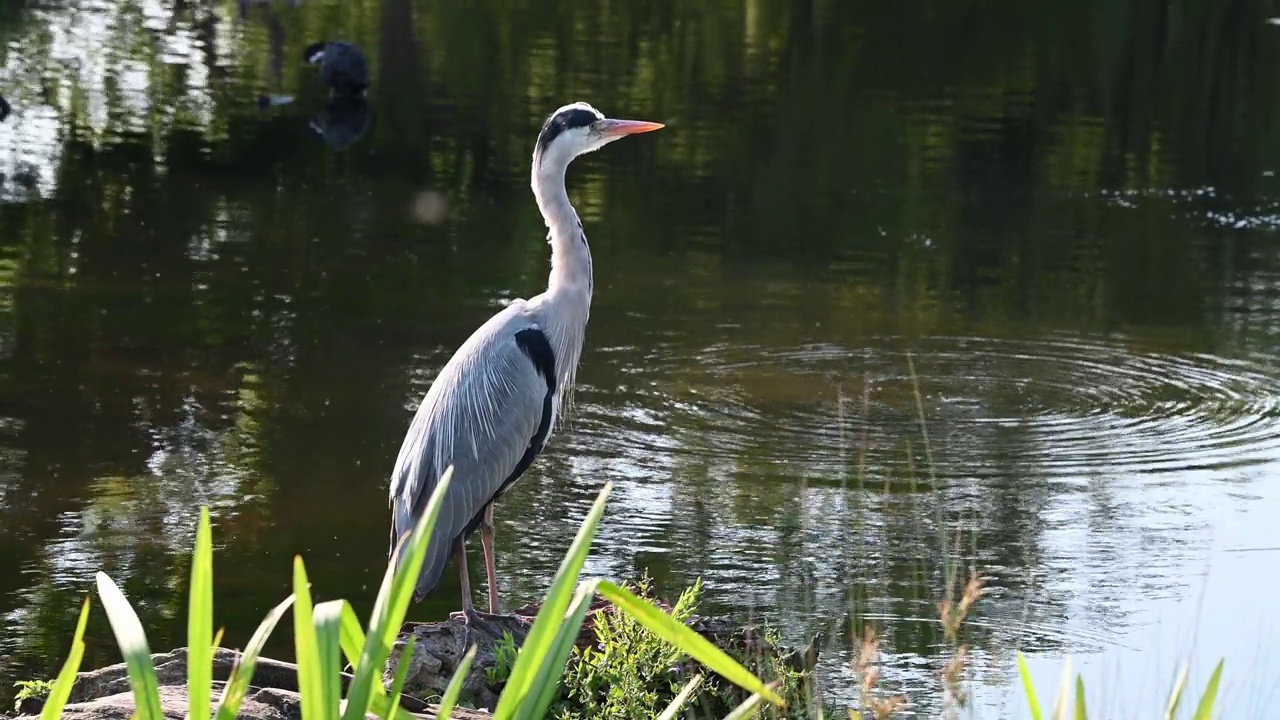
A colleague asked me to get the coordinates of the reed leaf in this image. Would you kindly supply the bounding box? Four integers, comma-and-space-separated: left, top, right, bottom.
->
342, 467, 454, 720
1016, 653, 1043, 720
1192, 660, 1224, 720
215, 594, 295, 720
94, 572, 163, 720
524, 580, 602, 720
187, 506, 214, 720
292, 558, 326, 720
314, 600, 346, 720
40, 597, 91, 720
492, 482, 612, 720
437, 643, 476, 719
1074, 675, 1087, 720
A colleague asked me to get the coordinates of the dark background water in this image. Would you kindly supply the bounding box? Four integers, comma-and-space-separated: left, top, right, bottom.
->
2, 0, 1280, 716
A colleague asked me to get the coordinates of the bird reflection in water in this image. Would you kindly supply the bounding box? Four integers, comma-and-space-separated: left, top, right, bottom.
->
309, 95, 372, 150
0, 95, 10, 123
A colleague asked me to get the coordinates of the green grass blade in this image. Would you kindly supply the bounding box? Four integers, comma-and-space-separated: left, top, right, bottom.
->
94, 572, 163, 720
1051, 657, 1071, 720
1192, 659, 1224, 720
380, 636, 418, 720
337, 601, 416, 720
338, 601, 366, 669
40, 597, 91, 720
722, 685, 778, 720
369, 692, 418, 720
1164, 662, 1189, 720
342, 467, 455, 720
492, 482, 612, 720
1074, 674, 1087, 720
292, 558, 325, 720
657, 672, 704, 720
188, 506, 214, 720
436, 643, 476, 720
314, 600, 345, 720
215, 593, 295, 720
596, 579, 783, 707
524, 580, 602, 720
1016, 653, 1043, 720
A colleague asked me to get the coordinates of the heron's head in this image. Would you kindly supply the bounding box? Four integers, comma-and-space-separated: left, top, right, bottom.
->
303, 41, 328, 65
533, 102, 663, 173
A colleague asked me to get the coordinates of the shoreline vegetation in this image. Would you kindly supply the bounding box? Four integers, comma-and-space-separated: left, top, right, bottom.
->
2, 491, 1227, 720
5, 369, 1227, 719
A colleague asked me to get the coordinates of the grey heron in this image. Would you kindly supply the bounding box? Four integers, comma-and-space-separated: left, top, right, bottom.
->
303, 41, 369, 96
388, 102, 663, 626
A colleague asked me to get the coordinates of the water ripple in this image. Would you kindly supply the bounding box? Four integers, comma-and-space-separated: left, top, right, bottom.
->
571, 334, 1280, 481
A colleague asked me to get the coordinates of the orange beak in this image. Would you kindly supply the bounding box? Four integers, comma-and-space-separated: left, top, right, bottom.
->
599, 119, 666, 137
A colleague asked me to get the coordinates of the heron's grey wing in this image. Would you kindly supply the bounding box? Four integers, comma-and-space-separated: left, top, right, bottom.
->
388, 305, 556, 601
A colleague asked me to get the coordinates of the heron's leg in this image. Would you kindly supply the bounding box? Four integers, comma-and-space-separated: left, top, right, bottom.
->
480, 503, 501, 614
448, 539, 505, 622
455, 538, 473, 614
449, 535, 514, 653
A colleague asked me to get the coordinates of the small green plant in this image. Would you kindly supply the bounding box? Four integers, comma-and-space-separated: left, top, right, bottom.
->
487, 631, 520, 688
556, 576, 702, 719
12, 680, 54, 712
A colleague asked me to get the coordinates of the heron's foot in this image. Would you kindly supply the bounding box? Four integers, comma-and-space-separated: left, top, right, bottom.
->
448, 608, 509, 623
450, 607, 513, 653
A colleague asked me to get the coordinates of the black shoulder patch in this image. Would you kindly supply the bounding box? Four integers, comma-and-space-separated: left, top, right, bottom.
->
463, 327, 558, 527
513, 328, 557, 394
536, 107, 601, 154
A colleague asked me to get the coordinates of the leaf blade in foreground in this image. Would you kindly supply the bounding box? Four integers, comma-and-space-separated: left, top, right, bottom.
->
525, 580, 602, 720
41, 597, 91, 720
492, 482, 612, 720
437, 643, 476, 720
342, 467, 454, 720
95, 572, 164, 720
1016, 653, 1043, 720
1192, 659, 1224, 720
292, 558, 325, 720
188, 506, 214, 720
215, 594, 295, 720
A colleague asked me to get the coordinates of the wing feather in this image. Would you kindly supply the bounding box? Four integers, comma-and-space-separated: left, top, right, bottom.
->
388, 303, 554, 601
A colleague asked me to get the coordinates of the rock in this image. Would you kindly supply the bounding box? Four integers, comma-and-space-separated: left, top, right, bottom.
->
12, 647, 491, 720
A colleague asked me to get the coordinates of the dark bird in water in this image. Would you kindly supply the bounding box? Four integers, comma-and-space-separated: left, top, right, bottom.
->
386, 102, 663, 632
0, 96, 10, 123
303, 40, 369, 96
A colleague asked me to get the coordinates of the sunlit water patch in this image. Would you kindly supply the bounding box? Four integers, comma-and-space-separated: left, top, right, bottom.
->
569, 333, 1280, 483
538, 331, 1280, 716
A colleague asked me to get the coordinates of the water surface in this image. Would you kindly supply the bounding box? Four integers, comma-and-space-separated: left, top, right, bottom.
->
2, 0, 1280, 716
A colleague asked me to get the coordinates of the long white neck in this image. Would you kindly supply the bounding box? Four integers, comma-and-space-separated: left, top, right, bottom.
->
533, 163, 593, 298
531, 158, 593, 419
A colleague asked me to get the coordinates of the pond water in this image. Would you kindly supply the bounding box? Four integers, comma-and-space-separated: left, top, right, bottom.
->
2, 0, 1280, 716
